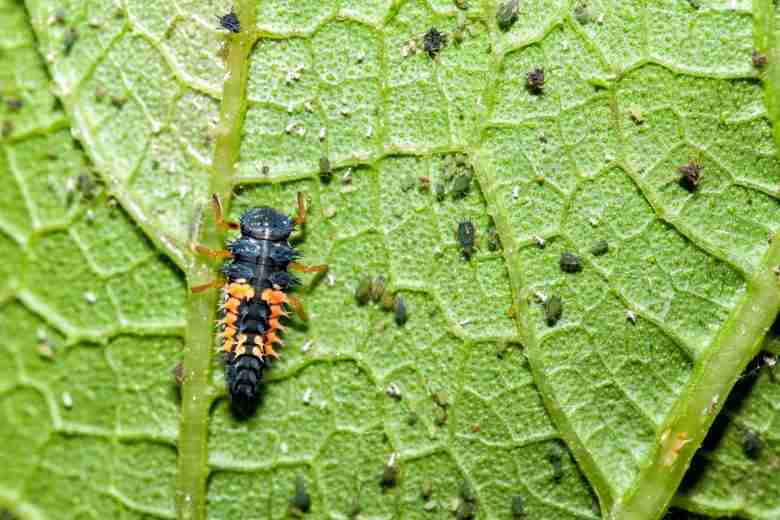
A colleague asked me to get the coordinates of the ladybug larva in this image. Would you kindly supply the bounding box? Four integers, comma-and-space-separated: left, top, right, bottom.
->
192, 193, 326, 415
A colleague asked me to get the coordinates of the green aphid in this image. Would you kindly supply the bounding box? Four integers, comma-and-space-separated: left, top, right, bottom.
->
288, 475, 311, 515
497, 0, 519, 31
355, 277, 372, 305
63, 27, 79, 55
319, 156, 332, 183
460, 479, 476, 504
381, 289, 395, 311
510, 495, 525, 517
487, 225, 501, 251
380, 455, 399, 489
450, 172, 472, 199
370, 276, 386, 303
590, 240, 609, 256
547, 441, 566, 482
559, 251, 583, 273
434, 182, 447, 201
544, 295, 563, 326
573, 4, 593, 25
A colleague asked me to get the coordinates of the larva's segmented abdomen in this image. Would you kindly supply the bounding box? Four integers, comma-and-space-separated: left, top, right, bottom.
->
218, 206, 300, 412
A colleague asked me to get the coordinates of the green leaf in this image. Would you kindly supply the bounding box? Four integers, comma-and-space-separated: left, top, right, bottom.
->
673, 351, 780, 520
2, 0, 779, 519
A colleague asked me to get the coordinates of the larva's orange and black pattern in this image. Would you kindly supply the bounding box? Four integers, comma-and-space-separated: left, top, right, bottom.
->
219, 206, 300, 414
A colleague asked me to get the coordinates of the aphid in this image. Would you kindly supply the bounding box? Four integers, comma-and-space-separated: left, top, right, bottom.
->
457, 220, 476, 259
218, 9, 241, 33
741, 429, 763, 460
590, 240, 609, 256
2, 121, 13, 138
190, 192, 327, 416
573, 4, 592, 25
487, 224, 502, 251
6, 98, 23, 112
381, 289, 395, 311
421, 480, 433, 499
510, 495, 525, 518
526, 68, 545, 95
63, 27, 79, 55
319, 156, 332, 183
289, 475, 311, 515
454, 0, 469, 9
355, 277, 371, 305
394, 295, 408, 325
386, 382, 402, 399
110, 95, 127, 109
434, 182, 447, 201
418, 176, 431, 192
370, 276, 386, 303
547, 442, 565, 482
50, 8, 66, 25
450, 172, 472, 199
497, 0, 520, 31
544, 295, 562, 326
172, 361, 184, 387
629, 106, 644, 125
380, 453, 399, 489
460, 479, 476, 504
456, 479, 477, 519
678, 159, 702, 192
559, 251, 583, 273
77, 172, 99, 200
423, 28, 446, 59
752, 50, 768, 68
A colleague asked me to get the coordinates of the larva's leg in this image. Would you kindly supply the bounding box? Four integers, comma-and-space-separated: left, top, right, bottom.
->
191, 279, 223, 293
190, 243, 233, 259
211, 193, 239, 230
292, 192, 307, 226
289, 261, 328, 273
286, 294, 308, 322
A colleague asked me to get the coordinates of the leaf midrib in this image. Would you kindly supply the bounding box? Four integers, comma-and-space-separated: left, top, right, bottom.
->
177, 3, 256, 519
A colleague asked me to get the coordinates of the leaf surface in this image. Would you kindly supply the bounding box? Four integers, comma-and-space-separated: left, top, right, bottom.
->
1, 0, 778, 519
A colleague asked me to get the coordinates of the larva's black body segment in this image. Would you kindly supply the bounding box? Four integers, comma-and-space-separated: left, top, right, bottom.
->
225, 354, 266, 416
220, 206, 300, 413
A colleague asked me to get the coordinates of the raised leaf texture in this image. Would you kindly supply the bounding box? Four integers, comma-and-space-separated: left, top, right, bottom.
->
2, 0, 779, 519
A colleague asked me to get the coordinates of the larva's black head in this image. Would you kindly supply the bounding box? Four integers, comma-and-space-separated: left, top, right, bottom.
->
226, 354, 265, 417
240, 207, 293, 241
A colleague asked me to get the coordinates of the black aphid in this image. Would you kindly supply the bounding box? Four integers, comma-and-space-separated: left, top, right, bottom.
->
526, 68, 545, 95
678, 160, 702, 192
394, 295, 407, 325
218, 10, 241, 33
560, 251, 583, 273
458, 220, 476, 259
752, 50, 768, 68
741, 429, 763, 460
423, 28, 446, 58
